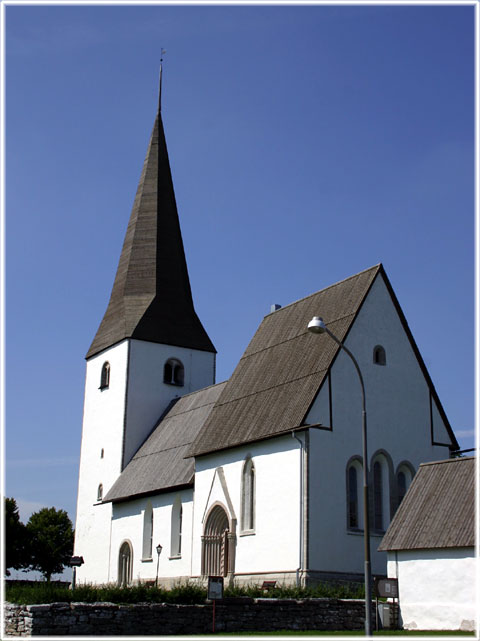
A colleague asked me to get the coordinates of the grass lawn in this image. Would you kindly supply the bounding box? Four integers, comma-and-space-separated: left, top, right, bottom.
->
211, 631, 475, 636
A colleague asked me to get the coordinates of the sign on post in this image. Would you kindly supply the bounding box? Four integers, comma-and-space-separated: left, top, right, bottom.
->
208, 577, 224, 634
208, 576, 224, 600
374, 578, 398, 598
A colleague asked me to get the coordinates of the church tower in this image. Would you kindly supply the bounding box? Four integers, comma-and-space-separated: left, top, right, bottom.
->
74, 71, 216, 583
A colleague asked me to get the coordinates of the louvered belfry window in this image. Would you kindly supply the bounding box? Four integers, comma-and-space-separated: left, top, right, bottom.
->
164, 359, 184, 386
201, 505, 229, 577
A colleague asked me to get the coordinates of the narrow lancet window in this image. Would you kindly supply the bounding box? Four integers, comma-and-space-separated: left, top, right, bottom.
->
397, 471, 406, 504
241, 457, 255, 532
373, 461, 383, 530
171, 496, 183, 557
395, 463, 414, 512
142, 501, 153, 560
97, 484, 103, 502
100, 362, 110, 389
373, 346, 386, 366
348, 465, 358, 528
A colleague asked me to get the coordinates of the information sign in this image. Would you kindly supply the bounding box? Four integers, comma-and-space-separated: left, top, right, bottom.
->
208, 576, 224, 600
374, 577, 398, 598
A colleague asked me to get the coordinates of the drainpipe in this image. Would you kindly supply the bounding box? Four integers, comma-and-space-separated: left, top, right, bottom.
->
292, 431, 304, 587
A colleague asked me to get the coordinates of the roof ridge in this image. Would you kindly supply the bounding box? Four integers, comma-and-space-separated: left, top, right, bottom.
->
419, 456, 475, 467
264, 264, 382, 318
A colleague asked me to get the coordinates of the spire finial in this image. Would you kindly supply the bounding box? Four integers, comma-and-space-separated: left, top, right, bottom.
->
159, 49, 166, 112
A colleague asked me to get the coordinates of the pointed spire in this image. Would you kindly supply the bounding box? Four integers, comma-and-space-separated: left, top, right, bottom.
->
158, 49, 166, 113
86, 77, 216, 359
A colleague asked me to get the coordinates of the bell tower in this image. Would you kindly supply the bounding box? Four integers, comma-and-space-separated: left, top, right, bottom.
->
74, 68, 216, 583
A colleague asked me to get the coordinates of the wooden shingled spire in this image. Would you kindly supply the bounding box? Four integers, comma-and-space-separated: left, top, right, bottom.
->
86, 71, 216, 359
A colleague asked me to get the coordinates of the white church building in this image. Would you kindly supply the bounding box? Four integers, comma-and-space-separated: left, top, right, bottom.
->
73, 79, 459, 588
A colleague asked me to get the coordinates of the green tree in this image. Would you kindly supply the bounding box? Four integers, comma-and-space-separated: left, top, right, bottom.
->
5, 497, 27, 575
26, 507, 74, 582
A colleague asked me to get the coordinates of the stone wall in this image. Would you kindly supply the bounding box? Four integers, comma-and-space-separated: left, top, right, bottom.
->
5, 598, 377, 636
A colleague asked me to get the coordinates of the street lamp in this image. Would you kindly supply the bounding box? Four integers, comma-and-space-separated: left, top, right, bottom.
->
155, 544, 163, 587
307, 316, 372, 636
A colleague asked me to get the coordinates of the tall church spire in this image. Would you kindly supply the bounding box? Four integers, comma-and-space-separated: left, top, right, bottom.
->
86, 76, 216, 359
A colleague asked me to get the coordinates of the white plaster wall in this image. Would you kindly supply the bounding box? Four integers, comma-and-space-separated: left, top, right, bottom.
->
110, 490, 193, 584
306, 274, 451, 577
387, 548, 476, 631
74, 338, 214, 584
124, 340, 215, 465
192, 435, 302, 579
74, 341, 129, 584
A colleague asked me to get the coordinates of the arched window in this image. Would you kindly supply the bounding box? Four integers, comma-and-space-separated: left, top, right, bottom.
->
397, 471, 406, 503
100, 362, 110, 389
373, 461, 383, 530
163, 359, 184, 386
170, 496, 183, 557
373, 345, 386, 366
241, 457, 255, 532
348, 466, 358, 528
346, 457, 363, 530
97, 484, 103, 502
118, 540, 133, 586
395, 462, 414, 511
142, 501, 153, 561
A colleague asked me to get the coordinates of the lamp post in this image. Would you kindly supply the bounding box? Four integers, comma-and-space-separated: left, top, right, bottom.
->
307, 316, 372, 636
155, 544, 163, 587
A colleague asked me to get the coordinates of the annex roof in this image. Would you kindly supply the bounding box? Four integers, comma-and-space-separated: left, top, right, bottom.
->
188, 263, 458, 458
104, 382, 226, 503
379, 457, 475, 551
86, 97, 215, 359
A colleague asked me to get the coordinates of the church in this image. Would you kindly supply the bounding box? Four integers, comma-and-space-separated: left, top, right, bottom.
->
73, 76, 459, 588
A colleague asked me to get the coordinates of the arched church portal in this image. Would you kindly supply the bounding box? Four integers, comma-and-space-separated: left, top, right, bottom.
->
118, 540, 133, 586
202, 504, 231, 577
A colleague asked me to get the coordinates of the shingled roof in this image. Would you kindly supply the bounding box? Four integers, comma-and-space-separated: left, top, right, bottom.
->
86, 99, 215, 359
188, 263, 458, 458
379, 457, 475, 551
104, 382, 226, 503
188, 265, 382, 457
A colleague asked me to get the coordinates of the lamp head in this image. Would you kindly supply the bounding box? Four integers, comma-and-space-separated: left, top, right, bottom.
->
307, 316, 326, 334
156, 544, 163, 555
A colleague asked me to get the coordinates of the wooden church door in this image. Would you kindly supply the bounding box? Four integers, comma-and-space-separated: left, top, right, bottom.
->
202, 505, 229, 576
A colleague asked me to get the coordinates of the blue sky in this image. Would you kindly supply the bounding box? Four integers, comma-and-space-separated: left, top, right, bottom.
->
4, 3, 475, 564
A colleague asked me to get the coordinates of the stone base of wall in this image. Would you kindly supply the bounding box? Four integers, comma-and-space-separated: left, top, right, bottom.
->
5, 598, 377, 636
